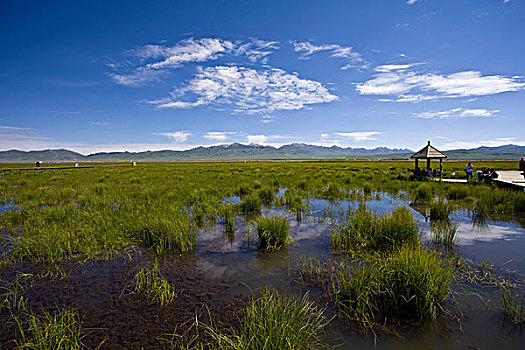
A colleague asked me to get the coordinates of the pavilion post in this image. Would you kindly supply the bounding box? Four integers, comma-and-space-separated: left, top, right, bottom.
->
427, 159, 431, 173
415, 159, 418, 169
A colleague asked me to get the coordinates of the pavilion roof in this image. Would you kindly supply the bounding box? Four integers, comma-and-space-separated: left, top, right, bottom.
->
410, 141, 447, 159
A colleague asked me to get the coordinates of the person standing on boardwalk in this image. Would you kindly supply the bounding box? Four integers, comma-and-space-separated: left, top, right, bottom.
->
465, 162, 473, 180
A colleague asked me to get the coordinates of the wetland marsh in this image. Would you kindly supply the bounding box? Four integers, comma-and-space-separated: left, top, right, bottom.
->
0, 161, 524, 349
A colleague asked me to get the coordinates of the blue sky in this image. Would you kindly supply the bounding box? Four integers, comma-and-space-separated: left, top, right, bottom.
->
1, 0, 524, 154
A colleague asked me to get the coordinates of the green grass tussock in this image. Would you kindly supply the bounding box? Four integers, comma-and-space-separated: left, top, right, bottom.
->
500, 284, 525, 324
331, 205, 419, 254
14, 308, 84, 350
204, 289, 327, 350
335, 246, 452, 325
430, 199, 452, 220
256, 215, 290, 250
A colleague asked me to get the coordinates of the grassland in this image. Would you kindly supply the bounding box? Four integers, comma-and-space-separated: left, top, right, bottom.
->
0, 160, 524, 348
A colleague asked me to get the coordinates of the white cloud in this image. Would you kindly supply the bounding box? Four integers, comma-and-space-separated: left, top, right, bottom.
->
356, 69, 525, 101
203, 131, 236, 141
374, 63, 419, 72
0, 125, 33, 131
406, 0, 418, 4
140, 38, 235, 69
245, 134, 290, 146
155, 131, 192, 143
111, 68, 165, 87
93, 121, 112, 127
441, 138, 525, 150
414, 108, 499, 119
460, 109, 500, 117
150, 65, 337, 114
111, 37, 280, 87
293, 41, 366, 69
235, 38, 279, 63
246, 134, 269, 144
333, 131, 382, 141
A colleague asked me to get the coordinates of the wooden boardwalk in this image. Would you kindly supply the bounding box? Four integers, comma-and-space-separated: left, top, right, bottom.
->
493, 171, 525, 189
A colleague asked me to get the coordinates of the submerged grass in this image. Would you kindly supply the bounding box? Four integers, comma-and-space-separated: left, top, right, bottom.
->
131, 260, 176, 306
500, 284, 525, 324
256, 215, 290, 250
430, 221, 457, 248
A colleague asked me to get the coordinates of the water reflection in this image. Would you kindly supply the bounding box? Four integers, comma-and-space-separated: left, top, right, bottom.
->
0, 197, 19, 213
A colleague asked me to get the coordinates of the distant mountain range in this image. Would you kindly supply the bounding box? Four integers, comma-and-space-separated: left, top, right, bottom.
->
0, 143, 523, 162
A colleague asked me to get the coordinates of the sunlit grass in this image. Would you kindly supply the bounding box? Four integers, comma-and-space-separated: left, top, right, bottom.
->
203, 289, 327, 350
335, 246, 452, 326
256, 215, 290, 250
131, 260, 176, 306
331, 205, 419, 254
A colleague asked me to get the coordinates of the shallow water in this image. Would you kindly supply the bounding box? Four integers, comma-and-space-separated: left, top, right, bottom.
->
0, 197, 18, 213
195, 195, 525, 349
1, 194, 524, 348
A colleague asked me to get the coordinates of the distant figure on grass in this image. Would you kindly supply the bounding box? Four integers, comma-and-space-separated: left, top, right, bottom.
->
519, 157, 525, 171
465, 162, 473, 181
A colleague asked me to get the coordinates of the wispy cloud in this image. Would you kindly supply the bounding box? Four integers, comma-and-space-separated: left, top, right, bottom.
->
245, 134, 290, 145
155, 131, 192, 143
235, 38, 279, 63
111, 37, 279, 87
150, 65, 337, 114
203, 131, 237, 141
49, 110, 81, 115
356, 68, 525, 102
414, 108, 499, 119
0, 125, 33, 131
93, 121, 112, 127
441, 137, 525, 150
406, 0, 418, 4
333, 131, 382, 141
293, 41, 367, 69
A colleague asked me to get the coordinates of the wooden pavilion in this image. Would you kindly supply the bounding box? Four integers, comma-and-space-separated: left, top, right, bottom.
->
410, 141, 447, 176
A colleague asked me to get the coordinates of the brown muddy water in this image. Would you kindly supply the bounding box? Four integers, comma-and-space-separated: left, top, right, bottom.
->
1, 194, 525, 349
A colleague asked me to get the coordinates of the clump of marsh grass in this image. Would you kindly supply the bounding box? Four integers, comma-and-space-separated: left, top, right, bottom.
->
285, 191, 304, 221
430, 221, 457, 249
240, 194, 262, 214
331, 205, 419, 254
13, 308, 84, 350
131, 260, 176, 306
500, 284, 525, 324
221, 202, 238, 233
256, 215, 290, 250
335, 246, 452, 326
430, 199, 452, 220
415, 183, 433, 202
257, 188, 274, 206
132, 213, 195, 254
204, 289, 327, 350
